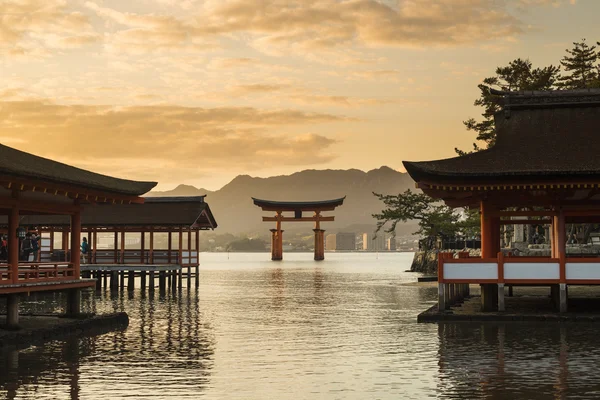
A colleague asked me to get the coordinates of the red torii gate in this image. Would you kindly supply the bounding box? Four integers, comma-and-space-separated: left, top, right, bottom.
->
252, 197, 345, 261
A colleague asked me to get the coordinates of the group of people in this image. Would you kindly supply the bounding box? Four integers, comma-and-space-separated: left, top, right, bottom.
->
0, 233, 40, 262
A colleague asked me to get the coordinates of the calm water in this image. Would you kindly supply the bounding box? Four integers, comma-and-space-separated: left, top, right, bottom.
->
1, 252, 599, 399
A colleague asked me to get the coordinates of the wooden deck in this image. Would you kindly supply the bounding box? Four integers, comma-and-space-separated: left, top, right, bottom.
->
81, 264, 182, 272
0, 279, 95, 295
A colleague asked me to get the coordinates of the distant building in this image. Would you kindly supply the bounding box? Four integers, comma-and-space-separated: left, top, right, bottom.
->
325, 234, 337, 251
336, 232, 356, 250
362, 233, 388, 251
386, 237, 396, 251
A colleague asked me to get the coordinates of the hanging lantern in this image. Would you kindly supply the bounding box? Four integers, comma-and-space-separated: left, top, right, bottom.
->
16, 226, 27, 239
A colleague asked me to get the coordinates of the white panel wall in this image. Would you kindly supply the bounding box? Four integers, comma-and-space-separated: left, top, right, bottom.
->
566, 263, 600, 280
443, 263, 498, 280
504, 263, 560, 280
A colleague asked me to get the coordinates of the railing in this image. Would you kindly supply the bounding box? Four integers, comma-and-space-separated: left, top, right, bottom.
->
0, 262, 75, 285
90, 249, 198, 265
438, 253, 600, 285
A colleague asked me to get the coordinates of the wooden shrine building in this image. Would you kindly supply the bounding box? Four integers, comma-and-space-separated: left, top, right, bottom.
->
253, 197, 345, 261
404, 89, 600, 313
0, 144, 156, 328
1, 196, 218, 290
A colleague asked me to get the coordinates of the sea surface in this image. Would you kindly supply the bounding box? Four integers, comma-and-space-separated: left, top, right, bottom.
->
0, 252, 597, 399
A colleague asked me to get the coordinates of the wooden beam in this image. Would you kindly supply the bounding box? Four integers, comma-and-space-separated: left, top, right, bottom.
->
499, 219, 552, 225
0, 175, 145, 205
493, 211, 557, 217
262, 216, 335, 222
0, 196, 81, 215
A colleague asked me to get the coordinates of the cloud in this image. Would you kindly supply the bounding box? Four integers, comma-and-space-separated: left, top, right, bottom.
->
0, 0, 98, 56
0, 98, 346, 182
79, 0, 576, 57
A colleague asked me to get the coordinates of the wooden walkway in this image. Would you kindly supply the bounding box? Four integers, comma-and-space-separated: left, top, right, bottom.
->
80, 264, 199, 291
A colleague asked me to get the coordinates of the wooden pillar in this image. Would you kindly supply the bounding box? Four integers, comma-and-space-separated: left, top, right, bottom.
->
168, 232, 172, 263
92, 229, 97, 264
120, 270, 125, 288
62, 230, 69, 255
313, 229, 325, 261
159, 271, 166, 291
120, 230, 125, 264
66, 288, 81, 316
95, 271, 101, 290
140, 231, 145, 264
6, 294, 19, 329
149, 228, 154, 264
480, 201, 498, 312
195, 230, 200, 287
8, 205, 19, 284
270, 229, 280, 261
178, 226, 183, 265
127, 270, 135, 291
480, 201, 494, 259
554, 208, 567, 312
113, 231, 118, 263
140, 270, 147, 290
149, 271, 155, 291
110, 271, 118, 290
70, 208, 81, 278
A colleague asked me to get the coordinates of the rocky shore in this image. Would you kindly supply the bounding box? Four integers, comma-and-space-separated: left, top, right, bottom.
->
410, 248, 481, 275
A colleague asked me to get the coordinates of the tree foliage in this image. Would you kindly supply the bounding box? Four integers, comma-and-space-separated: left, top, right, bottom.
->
557, 39, 599, 89
372, 190, 478, 242
457, 58, 560, 155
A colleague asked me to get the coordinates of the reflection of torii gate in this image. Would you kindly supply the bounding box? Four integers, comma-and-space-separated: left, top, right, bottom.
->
252, 197, 346, 261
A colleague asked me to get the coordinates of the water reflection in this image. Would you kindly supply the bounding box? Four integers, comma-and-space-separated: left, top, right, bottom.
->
435, 322, 600, 399
0, 288, 215, 399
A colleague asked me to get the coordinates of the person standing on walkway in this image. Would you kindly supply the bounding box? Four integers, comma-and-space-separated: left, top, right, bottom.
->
81, 237, 89, 264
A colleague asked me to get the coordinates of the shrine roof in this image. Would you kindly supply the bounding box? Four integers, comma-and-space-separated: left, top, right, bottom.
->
252, 197, 346, 211
404, 89, 600, 185
0, 144, 157, 196
2, 196, 217, 229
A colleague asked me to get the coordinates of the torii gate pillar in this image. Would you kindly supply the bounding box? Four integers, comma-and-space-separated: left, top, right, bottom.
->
270, 229, 284, 261
313, 229, 325, 261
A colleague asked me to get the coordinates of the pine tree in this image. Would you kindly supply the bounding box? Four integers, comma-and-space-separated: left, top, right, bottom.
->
557, 39, 599, 89
456, 59, 560, 155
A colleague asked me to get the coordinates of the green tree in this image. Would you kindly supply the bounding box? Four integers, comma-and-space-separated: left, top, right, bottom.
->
457, 58, 560, 155
557, 39, 599, 89
372, 190, 477, 250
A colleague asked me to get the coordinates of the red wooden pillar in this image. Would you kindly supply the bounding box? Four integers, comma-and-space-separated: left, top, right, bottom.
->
113, 231, 118, 263
92, 229, 97, 264
178, 227, 183, 265
480, 201, 495, 258
140, 231, 145, 264
195, 230, 200, 265
70, 210, 81, 278
120, 230, 125, 263
479, 200, 498, 311
168, 231, 172, 263
8, 206, 19, 283
187, 228, 192, 265
149, 228, 154, 264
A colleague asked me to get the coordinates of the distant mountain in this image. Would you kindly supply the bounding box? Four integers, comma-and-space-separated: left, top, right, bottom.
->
148, 166, 417, 235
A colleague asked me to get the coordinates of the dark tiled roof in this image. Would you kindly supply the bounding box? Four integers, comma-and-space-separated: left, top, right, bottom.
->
0, 144, 157, 196
0, 197, 217, 229
404, 89, 600, 183
252, 197, 346, 211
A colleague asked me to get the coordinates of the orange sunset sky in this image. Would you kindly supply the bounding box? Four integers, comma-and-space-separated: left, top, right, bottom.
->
0, 0, 595, 190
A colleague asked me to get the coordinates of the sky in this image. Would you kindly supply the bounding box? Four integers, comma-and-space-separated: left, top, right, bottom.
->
0, 0, 596, 190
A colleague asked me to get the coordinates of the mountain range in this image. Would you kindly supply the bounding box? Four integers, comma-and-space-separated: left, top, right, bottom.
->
147, 166, 418, 235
